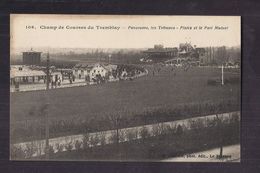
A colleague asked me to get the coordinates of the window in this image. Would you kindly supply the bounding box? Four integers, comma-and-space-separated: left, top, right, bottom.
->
94, 70, 96, 73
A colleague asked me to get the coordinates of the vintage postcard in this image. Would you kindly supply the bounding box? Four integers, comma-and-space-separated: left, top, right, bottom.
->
10, 14, 241, 162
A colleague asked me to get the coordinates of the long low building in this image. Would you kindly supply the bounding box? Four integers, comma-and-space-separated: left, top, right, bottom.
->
10, 65, 62, 85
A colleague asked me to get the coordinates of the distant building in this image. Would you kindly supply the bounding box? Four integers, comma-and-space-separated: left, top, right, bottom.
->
89, 63, 108, 79
10, 65, 62, 86
178, 43, 198, 59
22, 50, 41, 65
179, 43, 194, 54
73, 63, 93, 80
10, 65, 45, 85
73, 63, 117, 81
143, 45, 178, 62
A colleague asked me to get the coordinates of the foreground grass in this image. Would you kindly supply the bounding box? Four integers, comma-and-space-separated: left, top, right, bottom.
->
29, 114, 240, 161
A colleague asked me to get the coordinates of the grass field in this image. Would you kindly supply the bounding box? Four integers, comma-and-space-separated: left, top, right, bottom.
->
10, 65, 240, 143
11, 66, 240, 123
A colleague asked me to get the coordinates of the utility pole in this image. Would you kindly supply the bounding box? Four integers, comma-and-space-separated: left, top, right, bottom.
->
45, 52, 50, 159
216, 114, 223, 159
223, 46, 226, 63
45, 103, 50, 159
108, 54, 111, 64
221, 64, 224, 85
116, 117, 119, 146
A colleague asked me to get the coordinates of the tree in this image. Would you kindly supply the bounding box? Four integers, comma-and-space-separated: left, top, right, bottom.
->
108, 114, 122, 145
216, 114, 224, 159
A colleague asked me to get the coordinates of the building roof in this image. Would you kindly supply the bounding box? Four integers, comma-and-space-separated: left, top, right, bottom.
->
74, 63, 94, 69
10, 65, 63, 78
22, 51, 42, 54
103, 64, 117, 71
22, 48, 42, 54
143, 47, 178, 53
10, 68, 46, 78
74, 63, 115, 71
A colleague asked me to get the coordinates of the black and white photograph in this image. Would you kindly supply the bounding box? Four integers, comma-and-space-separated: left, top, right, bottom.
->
10, 14, 241, 162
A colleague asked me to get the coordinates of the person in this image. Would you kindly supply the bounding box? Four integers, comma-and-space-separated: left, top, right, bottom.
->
15, 82, 19, 92
58, 78, 61, 86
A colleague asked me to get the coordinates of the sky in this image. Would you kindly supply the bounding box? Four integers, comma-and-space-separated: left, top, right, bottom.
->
10, 14, 241, 52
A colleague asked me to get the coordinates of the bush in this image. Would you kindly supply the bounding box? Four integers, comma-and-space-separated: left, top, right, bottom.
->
99, 132, 107, 146
82, 134, 91, 149
176, 124, 183, 135
24, 143, 36, 158
151, 124, 163, 136
89, 134, 100, 147
125, 128, 138, 141
162, 124, 173, 135
64, 141, 73, 152
49, 145, 55, 155
119, 130, 126, 142
10, 145, 26, 160
139, 126, 150, 140
75, 140, 82, 150
56, 143, 64, 153
109, 131, 119, 144
188, 118, 205, 131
